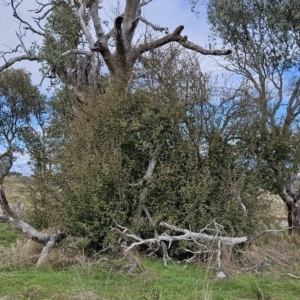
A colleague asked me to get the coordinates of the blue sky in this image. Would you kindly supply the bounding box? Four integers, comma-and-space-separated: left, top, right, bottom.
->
0, 0, 222, 173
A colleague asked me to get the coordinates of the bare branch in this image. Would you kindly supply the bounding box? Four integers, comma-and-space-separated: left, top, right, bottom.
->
131, 25, 231, 64
129, 147, 158, 229
15, 31, 28, 54
137, 16, 169, 34
0, 43, 23, 62
282, 273, 300, 279
112, 221, 247, 254
250, 226, 294, 244
29, 1, 52, 14
11, 0, 45, 36
141, 0, 153, 6
36, 232, 66, 267
0, 54, 39, 72
61, 49, 92, 57
279, 188, 295, 204
75, 0, 95, 47
0, 186, 65, 266
129, 148, 158, 187
32, 7, 53, 21
89, 0, 105, 40
0, 149, 13, 184
177, 36, 232, 55
0, 214, 10, 222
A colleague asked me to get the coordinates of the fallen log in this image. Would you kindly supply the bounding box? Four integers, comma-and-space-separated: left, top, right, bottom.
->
0, 187, 65, 267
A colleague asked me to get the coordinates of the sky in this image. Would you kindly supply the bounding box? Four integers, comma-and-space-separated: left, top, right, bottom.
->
0, 0, 222, 174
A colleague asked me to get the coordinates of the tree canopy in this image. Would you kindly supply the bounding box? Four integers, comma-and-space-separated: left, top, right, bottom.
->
1, 0, 300, 264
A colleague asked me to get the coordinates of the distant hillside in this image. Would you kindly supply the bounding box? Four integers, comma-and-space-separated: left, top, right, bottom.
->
0, 174, 289, 226
1, 175, 30, 212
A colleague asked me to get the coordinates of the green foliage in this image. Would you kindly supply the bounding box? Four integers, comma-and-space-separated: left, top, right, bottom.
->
0, 68, 45, 180
26, 46, 271, 252
207, 0, 300, 220
207, 0, 300, 70
0, 68, 43, 144
39, 0, 82, 82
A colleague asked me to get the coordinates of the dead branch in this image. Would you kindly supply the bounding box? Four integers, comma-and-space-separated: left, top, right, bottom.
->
112, 220, 246, 277
0, 186, 65, 267
137, 16, 169, 34
36, 231, 66, 267
10, 0, 45, 36
141, 0, 153, 6
75, 0, 95, 47
0, 149, 13, 184
32, 7, 53, 21
112, 221, 247, 254
128, 147, 158, 187
30, 1, 52, 14
282, 273, 300, 279
250, 226, 294, 244
131, 25, 231, 65
129, 147, 158, 232
0, 54, 39, 72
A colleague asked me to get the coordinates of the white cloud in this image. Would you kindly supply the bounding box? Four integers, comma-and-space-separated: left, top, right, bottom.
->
11, 153, 32, 176
0, 1, 225, 174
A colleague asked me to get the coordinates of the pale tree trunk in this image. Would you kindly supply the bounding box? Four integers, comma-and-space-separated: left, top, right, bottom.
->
129, 147, 158, 234
279, 174, 300, 231
0, 0, 231, 93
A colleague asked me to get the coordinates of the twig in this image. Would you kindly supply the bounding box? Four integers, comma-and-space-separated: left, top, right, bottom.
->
250, 227, 294, 244
282, 273, 300, 279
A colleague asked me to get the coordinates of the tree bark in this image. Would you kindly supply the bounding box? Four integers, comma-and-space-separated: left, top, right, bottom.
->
0, 187, 65, 266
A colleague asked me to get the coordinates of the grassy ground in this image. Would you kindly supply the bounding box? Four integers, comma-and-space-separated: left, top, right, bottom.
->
0, 223, 300, 300
1, 256, 300, 300
0, 178, 298, 299
0, 223, 22, 247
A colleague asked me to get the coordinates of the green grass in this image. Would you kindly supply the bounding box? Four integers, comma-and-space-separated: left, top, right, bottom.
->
1, 222, 300, 299
0, 259, 300, 299
0, 223, 23, 247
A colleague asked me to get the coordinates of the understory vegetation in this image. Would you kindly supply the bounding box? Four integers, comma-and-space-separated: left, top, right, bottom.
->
2, 222, 300, 300
1, 1, 300, 297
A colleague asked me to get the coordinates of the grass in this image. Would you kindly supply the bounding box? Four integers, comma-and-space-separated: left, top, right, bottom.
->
2, 175, 30, 205
0, 223, 23, 247
1, 216, 300, 299
0, 177, 299, 299
1, 224, 300, 299
0, 256, 300, 299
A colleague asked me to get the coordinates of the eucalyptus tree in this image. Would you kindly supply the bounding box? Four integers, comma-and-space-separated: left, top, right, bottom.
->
206, 0, 300, 228
0, 68, 44, 182
0, 68, 65, 266
1, 1, 246, 254
1, 0, 231, 93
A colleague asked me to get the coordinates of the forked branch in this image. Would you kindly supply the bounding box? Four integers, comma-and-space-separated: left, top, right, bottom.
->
112, 221, 247, 254
0, 187, 65, 266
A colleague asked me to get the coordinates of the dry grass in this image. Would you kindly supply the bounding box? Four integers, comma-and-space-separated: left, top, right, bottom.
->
228, 231, 300, 276
1, 175, 30, 212
0, 238, 43, 269
0, 234, 91, 270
